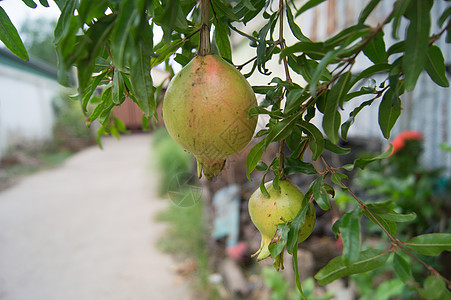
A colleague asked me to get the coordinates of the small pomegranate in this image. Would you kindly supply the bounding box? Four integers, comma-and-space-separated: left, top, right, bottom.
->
248, 180, 316, 261
163, 54, 257, 179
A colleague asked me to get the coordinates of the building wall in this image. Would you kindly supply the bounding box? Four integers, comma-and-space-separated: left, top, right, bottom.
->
0, 59, 60, 159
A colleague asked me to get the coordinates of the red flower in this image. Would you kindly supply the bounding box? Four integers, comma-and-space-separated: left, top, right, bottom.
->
389, 130, 424, 156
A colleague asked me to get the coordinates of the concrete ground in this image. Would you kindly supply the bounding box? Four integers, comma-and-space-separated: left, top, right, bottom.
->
0, 134, 189, 300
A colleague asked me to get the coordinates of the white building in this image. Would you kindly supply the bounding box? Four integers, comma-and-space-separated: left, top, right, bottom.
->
0, 48, 61, 159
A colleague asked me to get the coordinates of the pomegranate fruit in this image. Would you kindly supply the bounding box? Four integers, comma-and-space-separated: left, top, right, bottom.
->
248, 180, 316, 261
163, 54, 257, 179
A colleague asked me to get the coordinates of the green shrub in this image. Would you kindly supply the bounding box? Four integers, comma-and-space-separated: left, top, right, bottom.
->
152, 128, 193, 196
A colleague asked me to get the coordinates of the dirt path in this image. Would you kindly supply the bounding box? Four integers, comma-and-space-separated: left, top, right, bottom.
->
0, 134, 189, 300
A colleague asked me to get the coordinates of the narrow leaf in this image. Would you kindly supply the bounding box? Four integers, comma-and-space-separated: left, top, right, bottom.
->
402, 0, 432, 91
111, 0, 138, 70
393, 253, 412, 283
424, 45, 449, 87
344, 144, 393, 170
363, 31, 387, 64
0, 7, 29, 60
284, 157, 318, 175
21, 0, 37, 8
315, 249, 390, 285
53, 0, 76, 44
246, 139, 265, 180
378, 89, 401, 139
130, 45, 154, 117
341, 99, 374, 140
310, 47, 343, 95
286, 4, 310, 42
341, 210, 361, 266
392, 0, 411, 39
214, 19, 232, 61
404, 233, 451, 256
295, 0, 327, 17
358, 0, 381, 24
298, 121, 325, 160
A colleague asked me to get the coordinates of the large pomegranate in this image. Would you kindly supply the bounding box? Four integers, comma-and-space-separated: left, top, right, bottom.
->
163, 54, 257, 179
248, 180, 316, 261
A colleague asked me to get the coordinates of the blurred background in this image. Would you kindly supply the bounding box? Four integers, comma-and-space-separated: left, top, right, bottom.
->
0, 0, 450, 299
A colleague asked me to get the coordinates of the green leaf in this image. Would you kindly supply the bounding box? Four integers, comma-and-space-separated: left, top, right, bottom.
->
331, 172, 348, 189
350, 63, 390, 86
53, 0, 76, 44
341, 209, 361, 266
378, 89, 401, 139
269, 223, 290, 258
0, 7, 29, 60
419, 276, 451, 300
111, 0, 138, 70
82, 70, 108, 112
391, 0, 411, 40
130, 45, 154, 117
393, 253, 412, 283
281, 42, 327, 60
112, 70, 125, 105
325, 140, 350, 155
287, 201, 309, 253
424, 45, 449, 87
284, 157, 318, 175
264, 117, 296, 147
311, 176, 330, 210
246, 139, 265, 180
39, 0, 50, 7
21, 0, 37, 8
375, 211, 416, 223
341, 99, 374, 140
310, 47, 343, 95
211, 0, 240, 21
286, 4, 310, 42
214, 19, 232, 61
173, 53, 191, 67
295, 0, 327, 17
285, 88, 309, 114
151, 39, 185, 67
325, 24, 370, 48
402, 0, 432, 91
298, 121, 324, 160
438, 7, 451, 28
344, 144, 393, 170
358, 0, 381, 24
315, 249, 390, 285
363, 31, 387, 64
404, 233, 451, 256
323, 71, 351, 144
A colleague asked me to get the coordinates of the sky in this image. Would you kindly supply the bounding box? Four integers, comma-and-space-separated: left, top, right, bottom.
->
1, 0, 60, 30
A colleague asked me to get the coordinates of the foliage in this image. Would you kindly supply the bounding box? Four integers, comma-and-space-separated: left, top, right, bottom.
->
53, 93, 95, 149
152, 128, 194, 196
2, 0, 451, 298
262, 268, 333, 300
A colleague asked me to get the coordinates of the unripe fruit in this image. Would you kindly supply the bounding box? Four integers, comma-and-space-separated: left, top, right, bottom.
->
248, 180, 316, 261
163, 54, 257, 179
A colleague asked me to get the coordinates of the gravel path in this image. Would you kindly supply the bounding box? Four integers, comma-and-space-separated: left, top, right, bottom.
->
0, 134, 189, 300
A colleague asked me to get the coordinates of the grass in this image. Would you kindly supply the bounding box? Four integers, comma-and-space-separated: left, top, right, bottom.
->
152, 127, 219, 299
